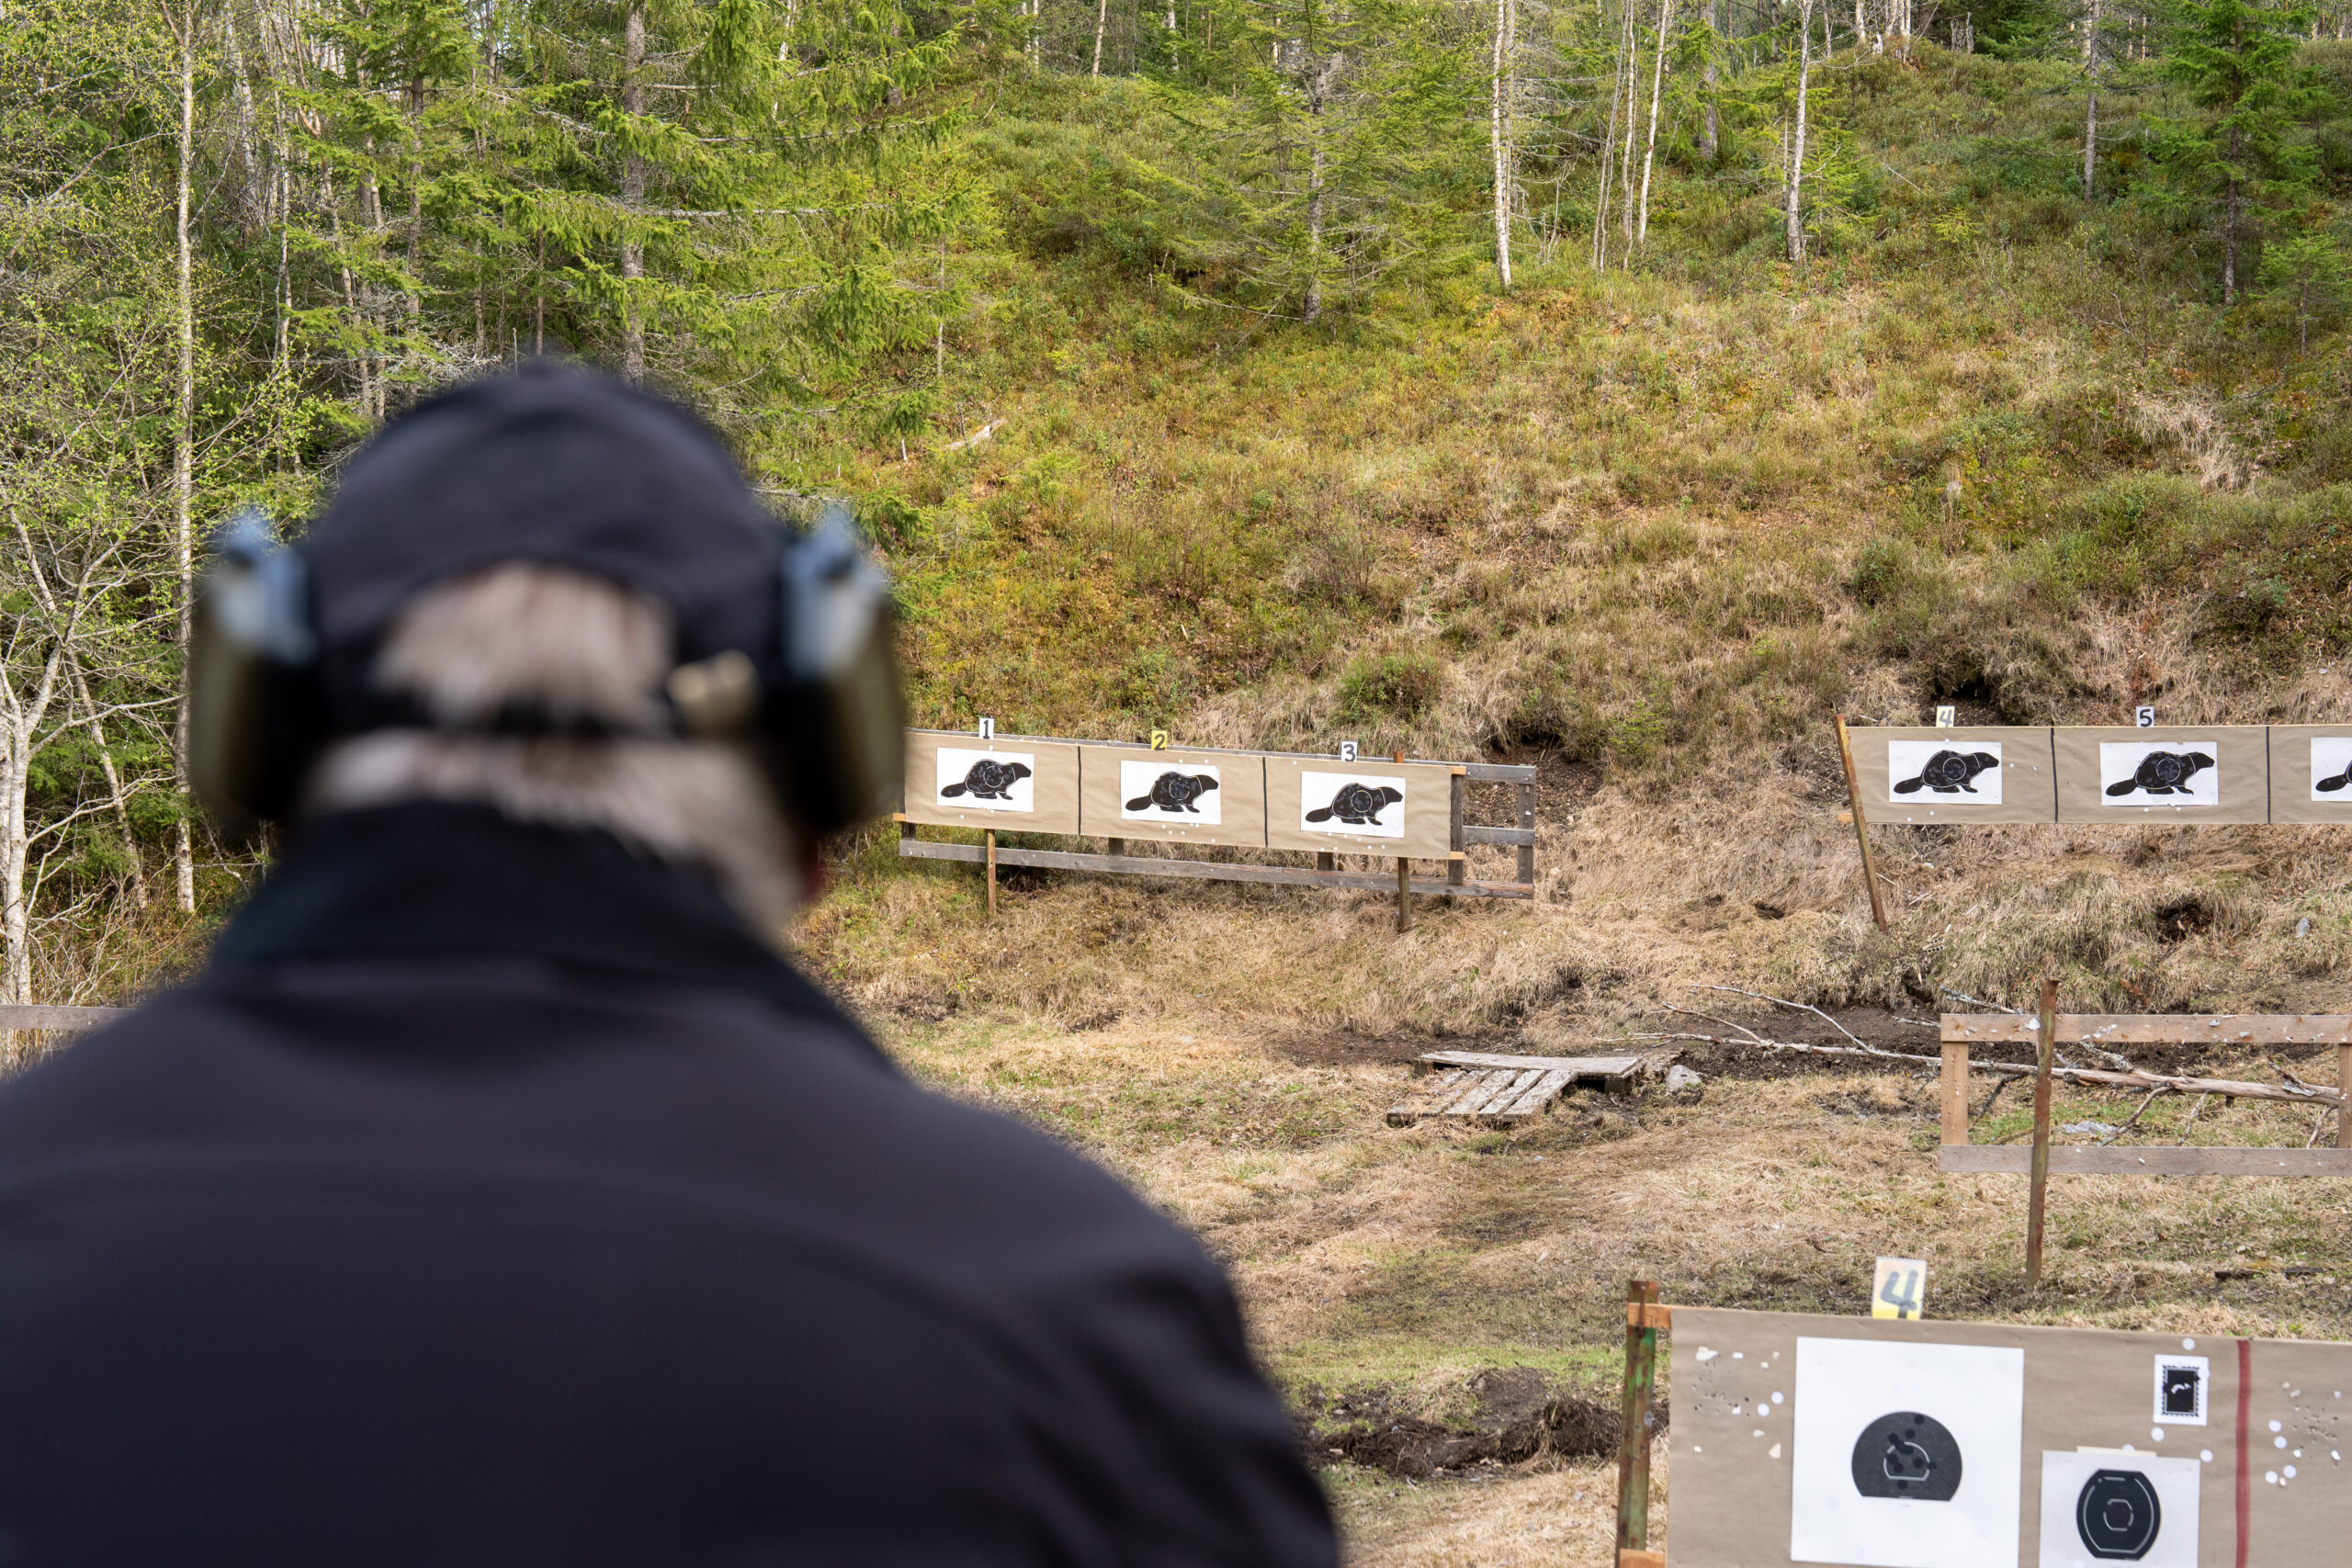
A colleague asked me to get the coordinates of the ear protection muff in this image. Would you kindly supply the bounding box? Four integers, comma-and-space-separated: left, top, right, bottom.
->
187, 502, 905, 840
187, 510, 322, 836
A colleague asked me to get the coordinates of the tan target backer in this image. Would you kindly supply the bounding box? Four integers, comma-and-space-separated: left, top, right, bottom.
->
1077, 745, 1268, 848
1851, 726, 2058, 823
2052, 726, 2268, 824
2267, 725, 2352, 823
901, 730, 1081, 834
1264, 757, 1457, 860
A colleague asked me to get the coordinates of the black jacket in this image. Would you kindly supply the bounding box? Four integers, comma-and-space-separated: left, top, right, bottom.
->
0, 804, 1335, 1566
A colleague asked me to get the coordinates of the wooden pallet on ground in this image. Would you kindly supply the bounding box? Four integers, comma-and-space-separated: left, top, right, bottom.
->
1385, 1050, 1669, 1125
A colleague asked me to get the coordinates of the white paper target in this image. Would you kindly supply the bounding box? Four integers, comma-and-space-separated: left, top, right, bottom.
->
2152, 1355, 2208, 1427
2036, 1450, 2199, 1568
2311, 738, 2352, 801
1888, 741, 2005, 806
934, 747, 1035, 814
1790, 1337, 2026, 1568
1296, 770, 1407, 840
1118, 760, 1223, 825
2098, 741, 2220, 808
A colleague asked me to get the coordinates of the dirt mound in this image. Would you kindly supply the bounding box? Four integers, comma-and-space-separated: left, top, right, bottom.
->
1296, 1367, 1634, 1478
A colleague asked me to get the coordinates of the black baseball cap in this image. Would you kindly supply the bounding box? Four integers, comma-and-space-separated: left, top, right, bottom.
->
300, 363, 789, 670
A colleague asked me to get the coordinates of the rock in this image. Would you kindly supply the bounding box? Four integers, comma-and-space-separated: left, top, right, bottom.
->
1664, 1065, 1704, 1092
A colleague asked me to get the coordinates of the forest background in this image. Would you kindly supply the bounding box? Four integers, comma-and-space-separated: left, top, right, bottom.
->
9, 0, 2352, 1016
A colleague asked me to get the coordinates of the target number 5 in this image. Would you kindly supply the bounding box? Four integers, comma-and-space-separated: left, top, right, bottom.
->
1871, 1256, 1928, 1320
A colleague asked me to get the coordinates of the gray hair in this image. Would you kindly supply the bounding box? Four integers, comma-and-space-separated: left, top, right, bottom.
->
303, 565, 797, 929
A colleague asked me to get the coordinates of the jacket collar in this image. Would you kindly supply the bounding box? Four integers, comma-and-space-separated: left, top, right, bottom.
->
210, 800, 875, 1051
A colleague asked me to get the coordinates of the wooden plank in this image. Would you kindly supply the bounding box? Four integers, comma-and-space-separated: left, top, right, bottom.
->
1419, 1049, 1646, 1077
1940, 1041, 1970, 1146
1464, 824, 1537, 846
898, 838, 1533, 898
1385, 1069, 1473, 1124
0, 1005, 130, 1032
1448, 775, 1466, 889
1516, 782, 1537, 888
1939, 1145, 2352, 1176
1473, 1068, 1545, 1115
1495, 1067, 1576, 1119
1940, 1013, 2352, 1045
1463, 762, 1540, 782
1443, 1070, 1519, 1115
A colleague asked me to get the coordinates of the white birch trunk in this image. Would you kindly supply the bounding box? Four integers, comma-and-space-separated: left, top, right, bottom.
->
1093, 0, 1110, 73
173, 0, 198, 915
2082, 0, 2102, 198
1491, 0, 1515, 288
1786, 0, 1813, 264
621, 1, 646, 383
1637, 0, 1673, 245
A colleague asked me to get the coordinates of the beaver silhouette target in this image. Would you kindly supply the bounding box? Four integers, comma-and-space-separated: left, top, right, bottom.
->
941, 757, 1032, 800
2105, 750, 2213, 798
2319, 764, 2352, 793
1126, 772, 1219, 814
1306, 781, 1405, 827
1895, 750, 2000, 795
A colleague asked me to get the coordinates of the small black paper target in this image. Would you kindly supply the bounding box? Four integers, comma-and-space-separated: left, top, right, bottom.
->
1849, 1411, 1965, 1501
2075, 1468, 2162, 1561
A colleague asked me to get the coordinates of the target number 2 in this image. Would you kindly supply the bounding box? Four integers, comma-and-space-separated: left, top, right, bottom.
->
1871, 1257, 1927, 1320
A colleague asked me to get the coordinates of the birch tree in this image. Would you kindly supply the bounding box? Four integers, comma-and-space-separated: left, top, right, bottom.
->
1492, 0, 1518, 286
1787, 0, 1815, 263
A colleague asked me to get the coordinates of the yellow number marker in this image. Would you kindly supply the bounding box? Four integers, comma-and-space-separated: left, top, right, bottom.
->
1872, 1256, 1927, 1320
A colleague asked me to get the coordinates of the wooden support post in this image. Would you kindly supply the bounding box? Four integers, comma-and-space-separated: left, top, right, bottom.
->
1516, 781, 1536, 888
2026, 976, 2058, 1291
1834, 716, 1888, 931
1105, 838, 1125, 858
1616, 1279, 1662, 1562
2338, 1044, 2350, 1149
1316, 851, 1335, 872
1396, 858, 1412, 932
1940, 1040, 1970, 1146
1448, 773, 1466, 887
985, 829, 998, 918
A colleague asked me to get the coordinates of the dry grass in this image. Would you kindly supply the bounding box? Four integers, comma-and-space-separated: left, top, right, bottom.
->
862, 992, 2352, 1565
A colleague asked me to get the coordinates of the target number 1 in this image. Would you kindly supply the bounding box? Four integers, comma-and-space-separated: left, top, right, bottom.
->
1871, 1257, 1927, 1320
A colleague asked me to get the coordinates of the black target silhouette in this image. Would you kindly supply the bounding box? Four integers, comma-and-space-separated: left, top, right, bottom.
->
2105, 750, 2213, 798
2318, 761, 2352, 793
2075, 1468, 2161, 1561
1849, 1411, 1963, 1501
1126, 772, 1219, 814
1894, 749, 2000, 795
1306, 781, 1404, 826
941, 758, 1031, 800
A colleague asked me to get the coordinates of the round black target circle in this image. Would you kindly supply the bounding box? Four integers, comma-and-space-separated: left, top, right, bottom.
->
1849, 1411, 1963, 1500
2075, 1468, 2161, 1560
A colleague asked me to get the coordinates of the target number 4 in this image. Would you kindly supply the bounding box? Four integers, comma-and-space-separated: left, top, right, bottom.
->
1871, 1256, 1928, 1320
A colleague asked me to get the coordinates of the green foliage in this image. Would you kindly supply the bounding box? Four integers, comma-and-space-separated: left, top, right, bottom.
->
1339, 652, 1442, 720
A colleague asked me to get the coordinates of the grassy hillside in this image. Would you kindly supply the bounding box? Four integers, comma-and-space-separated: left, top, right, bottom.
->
783, 46, 2352, 1037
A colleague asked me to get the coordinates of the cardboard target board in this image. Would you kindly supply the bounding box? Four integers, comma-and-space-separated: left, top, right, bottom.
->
2053, 726, 2268, 825
2265, 725, 2352, 824
901, 732, 1081, 835
1077, 745, 1268, 848
1263, 757, 1457, 860
1850, 727, 2058, 824
1668, 1306, 2348, 1567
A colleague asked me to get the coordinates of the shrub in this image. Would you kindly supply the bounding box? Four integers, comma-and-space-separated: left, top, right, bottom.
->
1340, 652, 1442, 719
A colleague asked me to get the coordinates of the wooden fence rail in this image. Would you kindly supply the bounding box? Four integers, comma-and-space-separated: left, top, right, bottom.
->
0, 1004, 130, 1032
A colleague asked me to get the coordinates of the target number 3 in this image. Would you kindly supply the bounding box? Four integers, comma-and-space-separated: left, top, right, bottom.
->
1871, 1257, 1928, 1320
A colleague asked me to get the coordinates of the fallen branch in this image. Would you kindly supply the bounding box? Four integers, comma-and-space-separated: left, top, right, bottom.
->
2099, 1085, 2172, 1145
1691, 984, 1873, 1051
1628, 1022, 2343, 1110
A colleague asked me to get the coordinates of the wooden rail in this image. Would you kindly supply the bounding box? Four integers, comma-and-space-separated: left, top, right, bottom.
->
902, 761, 1540, 915
1939, 1012, 2352, 1178
0, 1004, 130, 1032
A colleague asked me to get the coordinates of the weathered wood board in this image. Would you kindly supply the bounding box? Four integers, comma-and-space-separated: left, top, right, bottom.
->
1385, 1051, 1665, 1124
